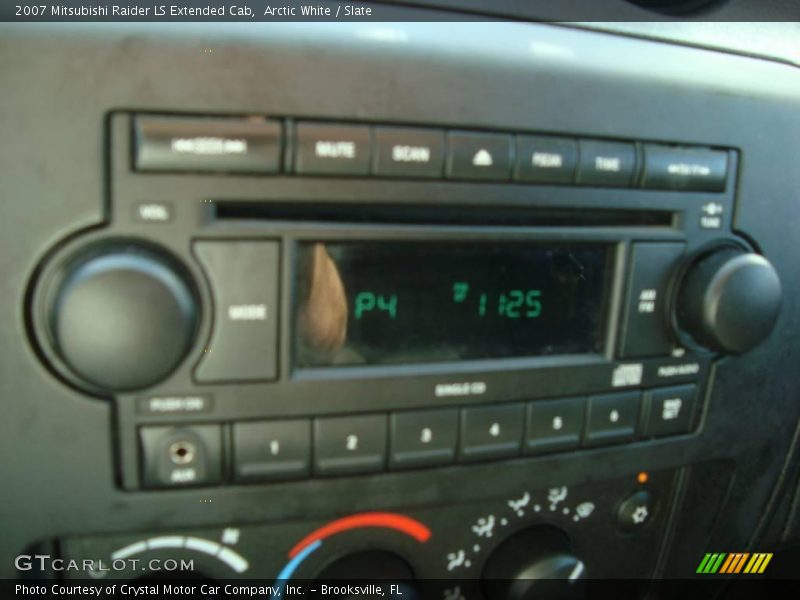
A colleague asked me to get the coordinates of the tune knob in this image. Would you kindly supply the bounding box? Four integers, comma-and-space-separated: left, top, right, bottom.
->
482, 525, 586, 600
675, 247, 782, 353
47, 242, 198, 392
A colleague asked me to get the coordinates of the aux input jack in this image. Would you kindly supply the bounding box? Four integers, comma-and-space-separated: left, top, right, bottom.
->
168, 440, 197, 465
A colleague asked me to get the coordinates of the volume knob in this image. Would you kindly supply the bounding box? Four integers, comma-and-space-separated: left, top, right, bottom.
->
48, 242, 198, 392
675, 247, 781, 354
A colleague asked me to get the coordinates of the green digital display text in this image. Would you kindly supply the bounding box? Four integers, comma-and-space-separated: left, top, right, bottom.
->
354, 291, 398, 320
453, 282, 542, 319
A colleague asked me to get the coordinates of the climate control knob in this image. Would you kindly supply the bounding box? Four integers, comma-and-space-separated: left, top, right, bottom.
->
315, 550, 418, 599
47, 242, 198, 392
675, 247, 781, 354
482, 525, 585, 600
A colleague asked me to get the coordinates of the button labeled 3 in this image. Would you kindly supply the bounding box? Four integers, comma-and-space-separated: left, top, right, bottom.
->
390, 409, 458, 469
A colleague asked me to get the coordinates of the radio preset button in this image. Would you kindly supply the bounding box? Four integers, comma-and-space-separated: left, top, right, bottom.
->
619, 242, 686, 358
194, 241, 280, 383
585, 392, 641, 446
446, 131, 513, 181
314, 414, 388, 476
390, 408, 458, 469
514, 135, 578, 184
525, 397, 586, 454
642, 145, 727, 192
295, 122, 371, 175
373, 127, 445, 178
459, 403, 525, 462
134, 116, 282, 173
577, 140, 637, 187
233, 420, 311, 482
645, 385, 697, 437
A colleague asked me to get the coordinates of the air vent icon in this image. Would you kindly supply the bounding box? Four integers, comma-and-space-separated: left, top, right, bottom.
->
472, 149, 494, 167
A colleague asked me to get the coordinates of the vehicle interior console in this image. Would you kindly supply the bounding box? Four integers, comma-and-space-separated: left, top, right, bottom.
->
2, 6, 800, 598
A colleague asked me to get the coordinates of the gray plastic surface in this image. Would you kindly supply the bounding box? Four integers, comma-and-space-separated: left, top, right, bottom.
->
1, 18, 800, 579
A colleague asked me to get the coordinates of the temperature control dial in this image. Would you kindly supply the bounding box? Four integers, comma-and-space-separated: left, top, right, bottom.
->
482, 525, 586, 600
315, 550, 418, 599
47, 242, 198, 391
675, 247, 781, 354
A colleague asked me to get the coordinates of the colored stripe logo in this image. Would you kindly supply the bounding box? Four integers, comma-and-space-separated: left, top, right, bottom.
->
696, 552, 773, 574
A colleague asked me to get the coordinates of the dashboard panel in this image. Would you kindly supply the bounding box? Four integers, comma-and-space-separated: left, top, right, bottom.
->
1, 10, 800, 597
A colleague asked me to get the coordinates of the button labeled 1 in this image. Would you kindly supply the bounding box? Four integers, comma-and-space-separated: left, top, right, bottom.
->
314, 414, 387, 476
233, 420, 311, 482
460, 404, 524, 462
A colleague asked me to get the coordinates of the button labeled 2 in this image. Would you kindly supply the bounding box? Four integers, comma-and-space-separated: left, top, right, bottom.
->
314, 414, 387, 476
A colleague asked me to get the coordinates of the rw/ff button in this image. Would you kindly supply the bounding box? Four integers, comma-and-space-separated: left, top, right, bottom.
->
459, 404, 524, 462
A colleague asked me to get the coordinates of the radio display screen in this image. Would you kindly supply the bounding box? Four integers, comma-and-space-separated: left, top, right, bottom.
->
293, 241, 612, 368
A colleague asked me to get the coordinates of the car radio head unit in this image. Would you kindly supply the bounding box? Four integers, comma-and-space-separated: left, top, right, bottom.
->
23, 111, 783, 491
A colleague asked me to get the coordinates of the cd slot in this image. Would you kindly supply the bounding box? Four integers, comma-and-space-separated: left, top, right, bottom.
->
213, 201, 675, 228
